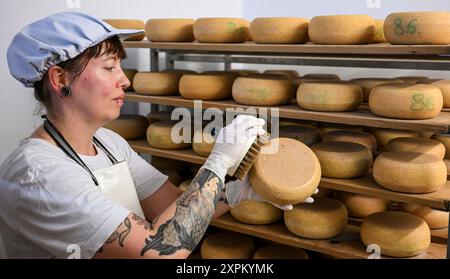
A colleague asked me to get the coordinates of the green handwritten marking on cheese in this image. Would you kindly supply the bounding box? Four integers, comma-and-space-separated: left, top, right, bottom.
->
410, 93, 434, 111
309, 90, 330, 104
394, 18, 417, 35
150, 133, 163, 144
248, 87, 270, 100
226, 22, 247, 36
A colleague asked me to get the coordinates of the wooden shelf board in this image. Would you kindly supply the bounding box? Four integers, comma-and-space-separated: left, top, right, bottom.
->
125, 93, 450, 133
210, 214, 446, 259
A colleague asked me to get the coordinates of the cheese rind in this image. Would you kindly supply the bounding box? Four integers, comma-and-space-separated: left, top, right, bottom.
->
230, 200, 282, 225
250, 18, 309, 44
194, 18, 250, 43
145, 19, 194, 42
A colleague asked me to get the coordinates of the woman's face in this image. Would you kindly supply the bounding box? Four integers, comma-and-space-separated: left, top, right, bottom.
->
69, 53, 130, 126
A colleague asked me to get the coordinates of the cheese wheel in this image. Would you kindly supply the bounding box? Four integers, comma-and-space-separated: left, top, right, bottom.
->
431, 134, 450, 159
297, 81, 363, 112
253, 244, 309, 259
146, 111, 172, 125
284, 197, 348, 239
372, 19, 387, 43
312, 141, 373, 178
192, 128, 215, 157
178, 179, 192, 192
133, 71, 183, 95
194, 18, 250, 43
249, 138, 321, 205
360, 211, 431, 257
278, 125, 322, 147
335, 192, 389, 218
200, 232, 255, 259
398, 203, 449, 229
369, 84, 443, 119
309, 15, 375, 45
395, 76, 428, 84
419, 79, 450, 107
122, 69, 137, 91
161, 169, 183, 186
372, 128, 419, 151
323, 130, 377, 154
263, 70, 299, 78
103, 19, 145, 41
145, 19, 194, 42
104, 114, 148, 140
386, 137, 445, 159
250, 17, 308, 44
179, 74, 236, 100
373, 151, 447, 193
319, 123, 364, 135
349, 78, 404, 102
230, 200, 282, 225
384, 12, 450, 45
146, 121, 192, 150
232, 76, 294, 106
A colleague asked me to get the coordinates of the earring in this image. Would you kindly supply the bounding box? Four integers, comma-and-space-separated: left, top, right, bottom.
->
61, 86, 72, 97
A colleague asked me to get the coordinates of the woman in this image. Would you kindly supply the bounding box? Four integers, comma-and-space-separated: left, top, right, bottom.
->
0, 12, 310, 259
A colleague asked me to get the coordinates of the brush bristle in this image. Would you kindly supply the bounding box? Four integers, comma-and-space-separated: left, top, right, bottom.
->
233, 133, 270, 180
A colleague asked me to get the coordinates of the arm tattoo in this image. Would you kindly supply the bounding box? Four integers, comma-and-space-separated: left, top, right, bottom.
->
140, 168, 223, 256
218, 187, 229, 205
97, 216, 132, 253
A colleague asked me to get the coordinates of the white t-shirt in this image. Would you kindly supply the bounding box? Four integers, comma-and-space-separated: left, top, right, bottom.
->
0, 128, 168, 259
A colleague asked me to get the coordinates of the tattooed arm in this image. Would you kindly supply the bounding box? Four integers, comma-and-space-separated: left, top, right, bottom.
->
93, 168, 224, 259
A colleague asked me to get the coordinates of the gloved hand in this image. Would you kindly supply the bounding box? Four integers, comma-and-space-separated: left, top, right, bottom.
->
225, 175, 319, 210
200, 115, 266, 183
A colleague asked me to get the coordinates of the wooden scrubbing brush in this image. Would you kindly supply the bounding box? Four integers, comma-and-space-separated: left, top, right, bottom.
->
227, 133, 271, 180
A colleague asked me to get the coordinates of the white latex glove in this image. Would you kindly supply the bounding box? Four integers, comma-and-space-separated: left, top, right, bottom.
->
200, 115, 266, 183
225, 175, 319, 210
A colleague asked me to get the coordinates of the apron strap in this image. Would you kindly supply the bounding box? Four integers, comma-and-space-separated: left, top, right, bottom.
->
93, 137, 118, 164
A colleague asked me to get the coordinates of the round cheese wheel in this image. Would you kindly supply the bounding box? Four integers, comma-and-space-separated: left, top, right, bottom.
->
360, 211, 431, 257
284, 197, 348, 239
311, 141, 373, 178
133, 71, 183, 95
308, 15, 375, 45
192, 128, 215, 157
263, 70, 299, 78
179, 74, 236, 100
178, 179, 192, 192
384, 12, 450, 45
146, 111, 172, 125
200, 232, 255, 259
104, 114, 148, 140
253, 244, 309, 259
323, 130, 377, 154
230, 200, 282, 225
419, 79, 450, 108
278, 125, 322, 147
395, 76, 428, 84
386, 137, 445, 159
161, 169, 183, 186
297, 81, 363, 112
372, 19, 387, 43
250, 17, 308, 44
232, 76, 294, 106
398, 203, 449, 229
372, 128, 419, 151
146, 121, 192, 150
349, 78, 404, 102
319, 123, 364, 135
369, 84, 443, 119
122, 69, 137, 91
373, 151, 447, 193
249, 138, 321, 206
103, 19, 145, 41
145, 19, 194, 42
431, 133, 450, 159
194, 18, 250, 43
335, 192, 389, 218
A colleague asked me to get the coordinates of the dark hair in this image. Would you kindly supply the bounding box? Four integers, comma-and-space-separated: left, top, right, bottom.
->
33, 35, 126, 113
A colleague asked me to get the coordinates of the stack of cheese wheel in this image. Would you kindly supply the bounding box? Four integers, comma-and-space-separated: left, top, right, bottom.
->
178, 179, 192, 192
335, 192, 389, 218
103, 19, 145, 41
398, 203, 449, 230
194, 18, 250, 43
386, 137, 446, 159
263, 70, 299, 79
284, 197, 348, 239
369, 84, 443, 119
278, 125, 322, 147
232, 76, 294, 106
432, 133, 450, 159
253, 244, 309, 259
179, 73, 237, 100
192, 127, 216, 157
419, 79, 450, 108
360, 211, 431, 257
372, 19, 387, 43
323, 130, 377, 154
308, 14, 375, 44
146, 111, 172, 125
146, 121, 192, 150
133, 71, 184, 95
122, 69, 137, 91
395, 76, 428, 84
249, 138, 321, 206
200, 232, 255, 259
250, 17, 309, 44
145, 19, 194, 42
160, 169, 184, 186
319, 123, 363, 135
371, 128, 419, 151
292, 75, 340, 88
104, 114, 149, 140
349, 78, 404, 102
384, 12, 450, 45
312, 141, 373, 178
373, 151, 447, 193
297, 81, 363, 112
230, 200, 282, 225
